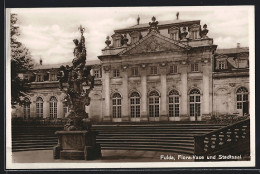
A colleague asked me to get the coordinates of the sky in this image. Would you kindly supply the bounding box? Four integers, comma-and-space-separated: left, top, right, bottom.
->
9, 6, 253, 65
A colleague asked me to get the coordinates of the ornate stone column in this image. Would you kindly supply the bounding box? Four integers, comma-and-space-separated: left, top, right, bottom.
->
159, 62, 168, 121
103, 65, 111, 121
121, 64, 129, 121
180, 63, 189, 121
202, 62, 210, 119
140, 63, 148, 121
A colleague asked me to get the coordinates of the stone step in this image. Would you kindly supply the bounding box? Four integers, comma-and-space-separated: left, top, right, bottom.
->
101, 146, 194, 155
98, 141, 194, 147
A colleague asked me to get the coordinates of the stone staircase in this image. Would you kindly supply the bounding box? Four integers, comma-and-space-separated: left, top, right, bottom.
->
12, 123, 226, 155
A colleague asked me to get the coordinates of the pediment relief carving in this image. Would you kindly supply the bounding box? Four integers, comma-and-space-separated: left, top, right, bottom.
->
123, 36, 185, 55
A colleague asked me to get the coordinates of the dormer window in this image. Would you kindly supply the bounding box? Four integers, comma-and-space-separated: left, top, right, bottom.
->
129, 31, 142, 44
36, 74, 44, 82
50, 73, 57, 81
189, 24, 200, 40
218, 61, 226, 70
168, 27, 179, 41
111, 33, 122, 48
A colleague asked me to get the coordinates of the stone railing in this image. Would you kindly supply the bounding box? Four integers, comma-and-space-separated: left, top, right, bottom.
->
207, 114, 250, 124
194, 118, 250, 156
12, 118, 68, 126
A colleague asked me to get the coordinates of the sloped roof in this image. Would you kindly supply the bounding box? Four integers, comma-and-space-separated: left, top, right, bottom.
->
32, 59, 101, 70
216, 47, 249, 54
115, 20, 200, 32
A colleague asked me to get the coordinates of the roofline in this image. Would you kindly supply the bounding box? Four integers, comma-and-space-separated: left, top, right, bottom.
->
114, 20, 201, 33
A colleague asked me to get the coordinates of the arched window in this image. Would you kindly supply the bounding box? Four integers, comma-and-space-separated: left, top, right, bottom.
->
50, 96, 58, 119
189, 89, 201, 120
130, 92, 140, 118
112, 93, 121, 118
23, 97, 30, 119
236, 87, 249, 115
149, 91, 160, 117
36, 97, 43, 118
169, 90, 179, 117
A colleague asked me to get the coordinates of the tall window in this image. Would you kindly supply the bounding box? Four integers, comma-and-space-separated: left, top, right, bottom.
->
113, 69, 120, 78
169, 90, 179, 117
150, 66, 158, 75
36, 97, 43, 118
131, 67, 139, 76
63, 102, 68, 117
130, 92, 140, 118
236, 87, 249, 115
23, 97, 30, 119
191, 63, 199, 72
189, 89, 201, 119
218, 61, 226, 70
149, 91, 160, 117
112, 93, 121, 118
170, 65, 178, 74
50, 96, 58, 119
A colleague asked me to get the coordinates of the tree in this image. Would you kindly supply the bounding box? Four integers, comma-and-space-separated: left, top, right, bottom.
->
10, 14, 34, 106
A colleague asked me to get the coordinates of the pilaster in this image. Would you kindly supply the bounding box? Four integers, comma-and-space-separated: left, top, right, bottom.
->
121, 64, 130, 122
140, 63, 148, 122
159, 62, 168, 121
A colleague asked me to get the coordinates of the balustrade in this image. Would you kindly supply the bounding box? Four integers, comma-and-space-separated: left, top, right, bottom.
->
194, 119, 250, 156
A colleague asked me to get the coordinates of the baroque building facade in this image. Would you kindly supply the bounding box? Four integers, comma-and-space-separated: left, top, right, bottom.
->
12, 17, 250, 122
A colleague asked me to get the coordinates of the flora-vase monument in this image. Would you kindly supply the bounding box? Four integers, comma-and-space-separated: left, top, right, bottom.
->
53, 25, 101, 160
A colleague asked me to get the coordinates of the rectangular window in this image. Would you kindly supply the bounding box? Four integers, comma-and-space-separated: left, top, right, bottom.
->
218, 61, 226, 69
50, 74, 56, 81
36, 75, 43, 82
170, 65, 178, 74
131, 67, 139, 76
191, 63, 199, 72
113, 69, 120, 78
150, 66, 157, 75
94, 70, 100, 78
237, 103, 242, 109
115, 39, 121, 47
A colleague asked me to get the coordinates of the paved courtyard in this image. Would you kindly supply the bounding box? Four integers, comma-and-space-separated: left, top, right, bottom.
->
12, 150, 194, 163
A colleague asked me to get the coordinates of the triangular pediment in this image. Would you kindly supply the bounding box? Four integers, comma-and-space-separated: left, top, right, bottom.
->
119, 32, 190, 55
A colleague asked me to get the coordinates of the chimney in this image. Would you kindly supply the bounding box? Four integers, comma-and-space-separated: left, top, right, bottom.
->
40, 58, 42, 65
237, 43, 240, 48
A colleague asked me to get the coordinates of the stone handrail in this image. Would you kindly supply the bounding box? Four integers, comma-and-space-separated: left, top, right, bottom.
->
194, 118, 250, 155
